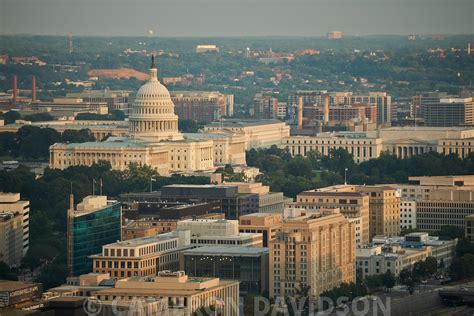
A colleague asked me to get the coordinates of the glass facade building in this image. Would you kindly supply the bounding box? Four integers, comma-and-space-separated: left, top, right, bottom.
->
182, 246, 269, 295
70, 202, 121, 276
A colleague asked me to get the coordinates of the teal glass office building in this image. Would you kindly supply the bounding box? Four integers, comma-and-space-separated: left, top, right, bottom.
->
70, 202, 121, 276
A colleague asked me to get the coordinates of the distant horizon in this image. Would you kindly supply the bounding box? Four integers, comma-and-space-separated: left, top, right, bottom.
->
1, 0, 472, 37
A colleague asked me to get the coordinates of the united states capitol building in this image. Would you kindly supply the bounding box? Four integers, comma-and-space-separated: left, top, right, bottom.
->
48, 59, 254, 176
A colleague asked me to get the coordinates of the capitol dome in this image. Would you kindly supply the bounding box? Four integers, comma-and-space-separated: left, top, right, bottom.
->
129, 56, 183, 142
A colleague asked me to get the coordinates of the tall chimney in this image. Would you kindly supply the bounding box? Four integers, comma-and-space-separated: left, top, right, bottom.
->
12, 75, 17, 104
297, 96, 303, 129
31, 75, 36, 102
323, 95, 330, 124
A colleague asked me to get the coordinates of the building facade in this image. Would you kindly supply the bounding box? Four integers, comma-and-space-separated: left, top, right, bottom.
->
269, 209, 355, 298
67, 195, 122, 276
0, 193, 29, 266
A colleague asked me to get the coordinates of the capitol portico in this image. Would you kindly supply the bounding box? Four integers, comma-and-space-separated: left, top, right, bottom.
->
49, 57, 245, 175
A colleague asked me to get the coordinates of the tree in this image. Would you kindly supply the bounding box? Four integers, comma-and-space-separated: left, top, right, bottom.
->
61, 129, 95, 143
0, 111, 21, 124
432, 226, 465, 239
424, 256, 438, 276
364, 274, 383, 293
398, 267, 418, 294
178, 119, 200, 133
413, 261, 430, 280
382, 270, 396, 290
0, 261, 18, 280
456, 238, 474, 257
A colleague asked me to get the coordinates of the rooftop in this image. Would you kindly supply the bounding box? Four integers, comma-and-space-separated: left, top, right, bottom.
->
205, 119, 284, 128
182, 246, 269, 256
0, 280, 41, 292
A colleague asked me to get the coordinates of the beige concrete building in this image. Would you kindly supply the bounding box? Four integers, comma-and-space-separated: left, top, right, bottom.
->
239, 213, 283, 247
295, 185, 370, 246
227, 182, 287, 213
417, 187, 474, 232
204, 119, 290, 149
357, 233, 456, 277
177, 218, 263, 247
282, 127, 474, 162
48, 59, 247, 176
269, 208, 355, 298
0, 193, 29, 266
355, 186, 400, 240
93, 271, 239, 316
90, 230, 192, 279
283, 133, 383, 163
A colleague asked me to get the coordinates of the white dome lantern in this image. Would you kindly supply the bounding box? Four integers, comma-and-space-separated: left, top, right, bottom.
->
129, 55, 183, 142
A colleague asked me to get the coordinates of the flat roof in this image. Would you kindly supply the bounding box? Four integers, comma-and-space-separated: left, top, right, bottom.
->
104, 233, 179, 247
183, 246, 269, 256
299, 191, 366, 197
0, 280, 41, 292
205, 119, 284, 127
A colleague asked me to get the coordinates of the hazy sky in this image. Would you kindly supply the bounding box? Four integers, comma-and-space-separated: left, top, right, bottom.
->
1, 0, 473, 37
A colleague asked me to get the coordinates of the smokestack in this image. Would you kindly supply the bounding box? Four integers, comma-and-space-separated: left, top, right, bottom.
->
297, 96, 303, 129
323, 95, 330, 124
468, 42, 472, 56
31, 75, 36, 102
12, 75, 17, 104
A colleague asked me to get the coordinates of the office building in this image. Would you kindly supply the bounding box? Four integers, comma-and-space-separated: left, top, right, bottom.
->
171, 91, 233, 123
160, 184, 259, 219
92, 271, 239, 316
65, 90, 132, 112
120, 200, 221, 220
204, 119, 290, 149
269, 208, 355, 298
177, 219, 263, 247
253, 94, 279, 119
423, 97, 474, 127
239, 213, 283, 247
355, 186, 400, 240
295, 185, 370, 246
90, 230, 192, 279
0, 280, 42, 308
181, 246, 269, 295
0, 193, 29, 266
400, 200, 417, 230
67, 195, 122, 276
228, 182, 287, 214
283, 133, 383, 163
357, 233, 456, 278
122, 213, 224, 240
416, 187, 474, 232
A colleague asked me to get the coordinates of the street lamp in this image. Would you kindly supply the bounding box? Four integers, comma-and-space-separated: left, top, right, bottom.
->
344, 168, 348, 185
150, 176, 156, 192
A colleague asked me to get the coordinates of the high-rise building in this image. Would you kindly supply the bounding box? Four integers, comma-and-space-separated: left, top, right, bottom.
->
269, 208, 355, 298
171, 91, 232, 123
295, 185, 370, 246
67, 195, 122, 276
423, 97, 474, 127
355, 186, 400, 240
239, 213, 283, 247
253, 94, 279, 119
0, 193, 29, 266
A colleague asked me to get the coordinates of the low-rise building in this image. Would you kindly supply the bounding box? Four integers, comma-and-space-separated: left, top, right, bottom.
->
181, 246, 269, 295
177, 219, 263, 247
92, 271, 239, 316
90, 230, 192, 279
356, 232, 456, 277
0, 280, 42, 309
